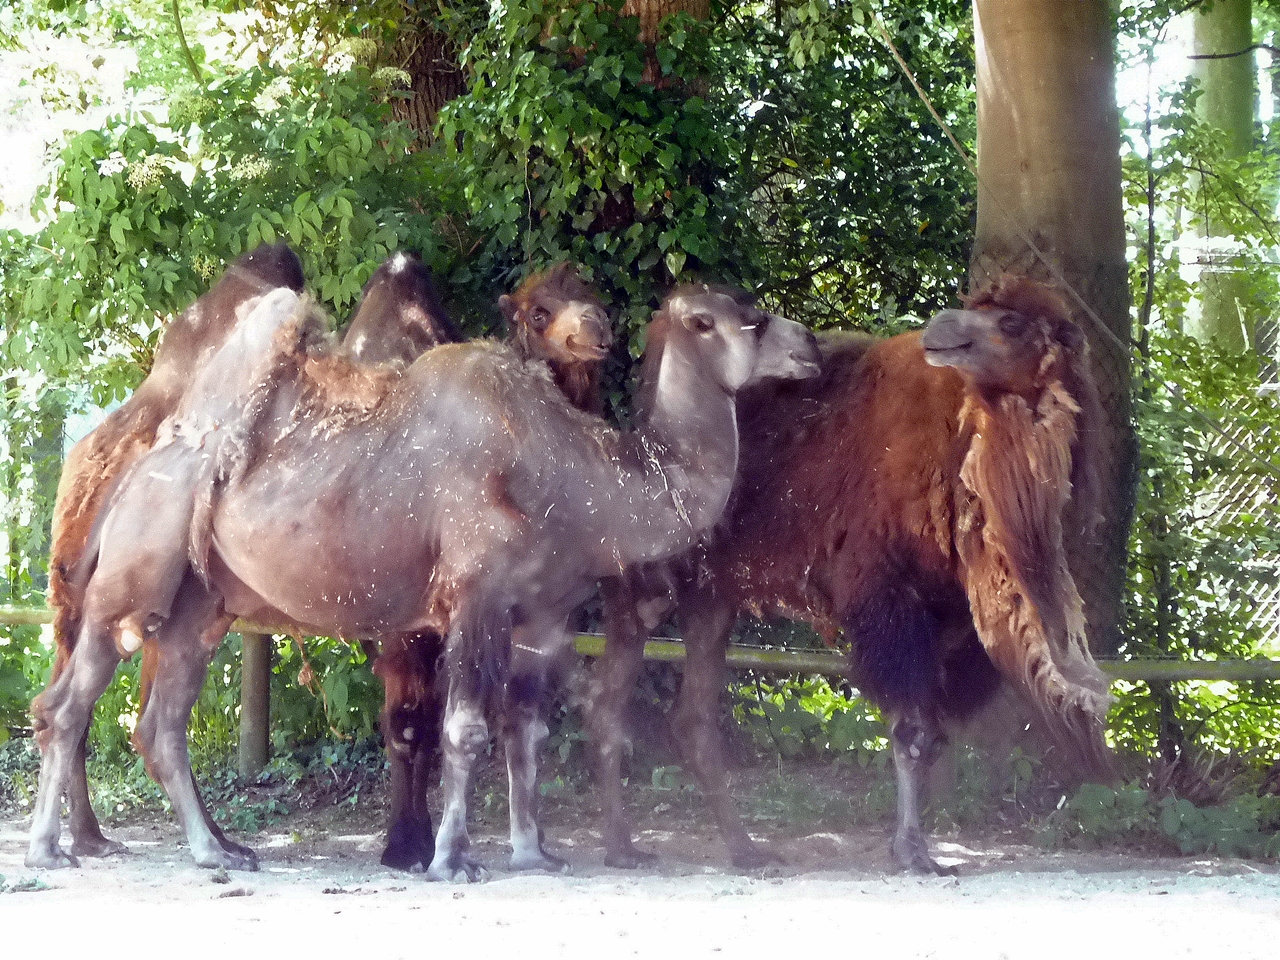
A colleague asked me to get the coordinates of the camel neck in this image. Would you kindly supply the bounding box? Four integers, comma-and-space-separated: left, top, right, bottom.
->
628, 346, 739, 544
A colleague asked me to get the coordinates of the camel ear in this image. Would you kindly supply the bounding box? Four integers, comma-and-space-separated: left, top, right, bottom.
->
498, 294, 520, 324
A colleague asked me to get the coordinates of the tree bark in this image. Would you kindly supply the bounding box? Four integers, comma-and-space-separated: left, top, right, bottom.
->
970, 0, 1135, 657
389, 17, 467, 147
1191, 0, 1256, 350
622, 0, 709, 43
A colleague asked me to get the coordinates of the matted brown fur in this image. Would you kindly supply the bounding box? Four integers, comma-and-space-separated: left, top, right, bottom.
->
187, 297, 338, 587
46, 245, 304, 680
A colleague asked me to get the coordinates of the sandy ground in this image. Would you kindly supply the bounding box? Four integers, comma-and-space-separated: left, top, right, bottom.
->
2, 805, 1279, 959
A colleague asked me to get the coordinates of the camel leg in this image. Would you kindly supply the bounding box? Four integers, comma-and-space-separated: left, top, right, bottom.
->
587, 578, 657, 868
131, 582, 253, 871
427, 687, 488, 883
62, 636, 171, 858
378, 635, 442, 872
670, 589, 781, 870
66, 729, 127, 858
887, 705, 955, 876
26, 619, 124, 869
503, 634, 569, 873
409, 713, 441, 852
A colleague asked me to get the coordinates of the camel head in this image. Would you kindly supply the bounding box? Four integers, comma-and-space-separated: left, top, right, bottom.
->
654, 285, 820, 395
501, 262, 613, 365
920, 280, 1084, 398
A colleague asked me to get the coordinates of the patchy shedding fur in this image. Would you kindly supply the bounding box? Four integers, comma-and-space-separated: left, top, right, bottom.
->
45, 244, 305, 682
188, 296, 336, 585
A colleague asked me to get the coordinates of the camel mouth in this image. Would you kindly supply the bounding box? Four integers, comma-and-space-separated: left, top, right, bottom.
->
923, 342, 973, 367
566, 336, 610, 361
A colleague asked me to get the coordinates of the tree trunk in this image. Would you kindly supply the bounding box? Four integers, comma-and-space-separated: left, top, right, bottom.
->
1191, 0, 1256, 350
621, 0, 709, 83
389, 17, 467, 146
970, 0, 1135, 657
622, 0, 708, 42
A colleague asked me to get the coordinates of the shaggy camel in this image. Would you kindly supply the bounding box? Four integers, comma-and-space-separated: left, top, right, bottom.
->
589, 276, 1115, 875
29, 282, 818, 877
38, 243, 304, 862
33, 247, 612, 873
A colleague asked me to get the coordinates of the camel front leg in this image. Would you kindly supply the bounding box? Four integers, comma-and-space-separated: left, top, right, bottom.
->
427, 690, 488, 882
587, 576, 657, 868
375, 633, 443, 872
887, 705, 955, 876
671, 588, 781, 870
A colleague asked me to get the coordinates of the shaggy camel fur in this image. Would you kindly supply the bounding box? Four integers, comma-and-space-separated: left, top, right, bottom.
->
589, 276, 1115, 874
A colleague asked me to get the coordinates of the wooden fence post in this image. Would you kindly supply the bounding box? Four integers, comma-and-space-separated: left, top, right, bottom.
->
238, 632, 272, 780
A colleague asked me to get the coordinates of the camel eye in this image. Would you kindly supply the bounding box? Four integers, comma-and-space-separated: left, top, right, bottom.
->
998, 312, 1030, 338
692, 313, 715, 332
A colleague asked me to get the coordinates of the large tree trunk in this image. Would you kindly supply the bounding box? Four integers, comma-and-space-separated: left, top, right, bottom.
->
621, 0, 709, 83
389, 17, 467, 146
1191, 0, 1256, 350
970, 0, 1134, 657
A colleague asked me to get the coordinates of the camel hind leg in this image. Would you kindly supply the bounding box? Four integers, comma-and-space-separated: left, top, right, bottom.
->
130, 576, 251, 870
66, 729, 128, 858
26, 617, 124, 869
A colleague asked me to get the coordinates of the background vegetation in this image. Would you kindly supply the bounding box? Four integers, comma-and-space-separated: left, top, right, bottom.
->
1, 0, 1278, 852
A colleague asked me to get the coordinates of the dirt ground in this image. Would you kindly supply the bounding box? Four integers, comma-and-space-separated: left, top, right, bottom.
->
3, 776, 1278, 960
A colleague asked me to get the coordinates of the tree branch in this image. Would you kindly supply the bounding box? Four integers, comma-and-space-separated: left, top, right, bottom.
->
1188, 43, 1280, 61
172, 0, 205, 87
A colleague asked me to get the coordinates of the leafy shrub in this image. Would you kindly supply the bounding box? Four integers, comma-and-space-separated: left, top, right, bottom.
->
1043, 782, 1280, 858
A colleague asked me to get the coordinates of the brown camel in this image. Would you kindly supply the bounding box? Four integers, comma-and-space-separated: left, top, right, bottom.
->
588, 276, 1115, 875
37, 247, 458, 869
33, 247, 612, 873
358, 259, 611, 872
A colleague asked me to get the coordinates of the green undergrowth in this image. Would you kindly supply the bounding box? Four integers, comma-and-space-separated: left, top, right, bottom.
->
4, 664, 1279, 862
1042, 782, 1280, 859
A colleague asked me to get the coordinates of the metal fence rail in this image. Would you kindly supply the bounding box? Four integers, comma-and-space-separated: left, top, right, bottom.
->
6, 605, 1280, 681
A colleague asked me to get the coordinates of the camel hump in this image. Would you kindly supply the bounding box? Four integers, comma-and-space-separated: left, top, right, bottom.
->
342, 251, 462, 365
235, 242, 305, 292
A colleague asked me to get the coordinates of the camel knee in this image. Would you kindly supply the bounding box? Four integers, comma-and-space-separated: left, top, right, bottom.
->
890, 712, 946, 769
383, 702, 432, 759
443, 704, 488, 758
